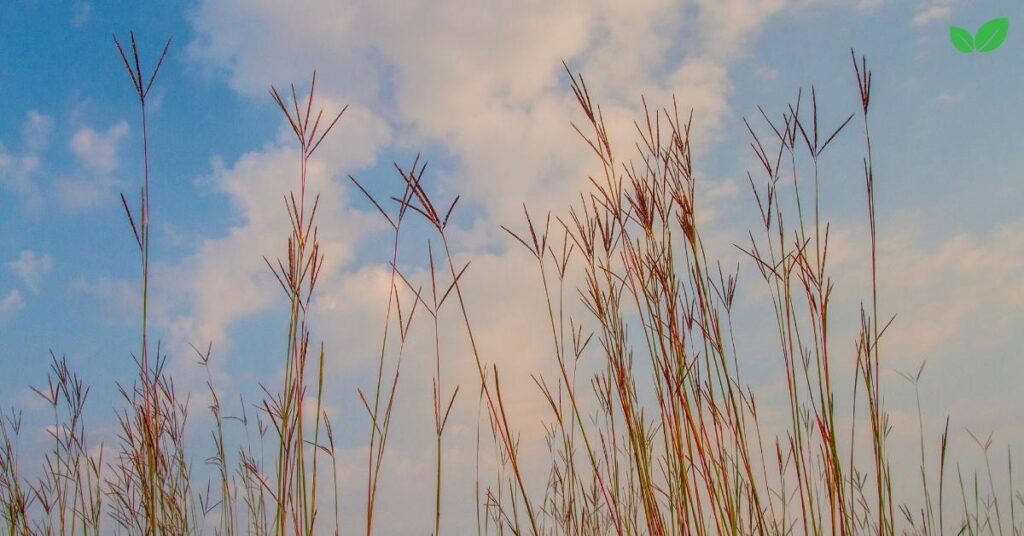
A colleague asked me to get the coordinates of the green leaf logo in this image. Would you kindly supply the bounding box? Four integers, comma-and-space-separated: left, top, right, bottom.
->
950, 26, 975, 52
950, 17, 1009, 53
975, 17, 1009, 52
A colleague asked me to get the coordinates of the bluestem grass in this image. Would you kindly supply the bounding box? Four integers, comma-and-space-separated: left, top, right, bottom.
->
260, 71, 344, 536
0, 33, 1021, 536
349, 167, 416, 536
107, 32, 204, 536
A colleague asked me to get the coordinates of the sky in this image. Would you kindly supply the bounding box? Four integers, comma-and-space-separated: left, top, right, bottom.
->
1, 0, 1023, 533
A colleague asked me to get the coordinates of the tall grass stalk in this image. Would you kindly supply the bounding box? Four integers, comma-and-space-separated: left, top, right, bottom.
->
260, 72, 344, 536
107, 32, 204, 535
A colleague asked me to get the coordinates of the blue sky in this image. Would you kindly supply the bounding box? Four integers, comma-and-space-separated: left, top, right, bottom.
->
1, 1, 1023, 532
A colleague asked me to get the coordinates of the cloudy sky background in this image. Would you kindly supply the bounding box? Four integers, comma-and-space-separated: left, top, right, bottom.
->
2, 0, 1023, 533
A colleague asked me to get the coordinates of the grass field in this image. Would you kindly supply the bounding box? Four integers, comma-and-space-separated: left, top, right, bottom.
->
1, 24, 1021, 536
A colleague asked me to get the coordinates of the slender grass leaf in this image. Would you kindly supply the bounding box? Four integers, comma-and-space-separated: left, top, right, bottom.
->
950, 26, 975, 53
975, 17, 1008, 52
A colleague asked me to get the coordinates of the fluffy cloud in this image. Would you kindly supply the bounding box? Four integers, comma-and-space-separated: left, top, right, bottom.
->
70, 121, 129, 174
0, 147, 42, 208
166, 0, 804, 406
21, 110, 53, 151
0, 111, 51, 210
5, 250, 53, 292
912, 5, 952, 26
151, 101, 390, 352
0, 289, 25, 317
56, 121, 130, 212
881, 221, 1024, 362
186, 0, 792, 226
71, 2, 92, 27
3, 113, 129, 214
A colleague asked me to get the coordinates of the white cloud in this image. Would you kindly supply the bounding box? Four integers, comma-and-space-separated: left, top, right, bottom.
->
913, 5, 952, 26
163, 1, 807, 416
0, 146, 42, 207
0, 111, 51, 210
186, 0, 794, 229
22, 110, 53, 151
5, 250, 53, 292
71, 2, 92, 27
70, 121, 128, 174
0, 289, 25, 317
882, 222, 1024, 359
57, 121, 130, 212
692, 0, 788, 59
